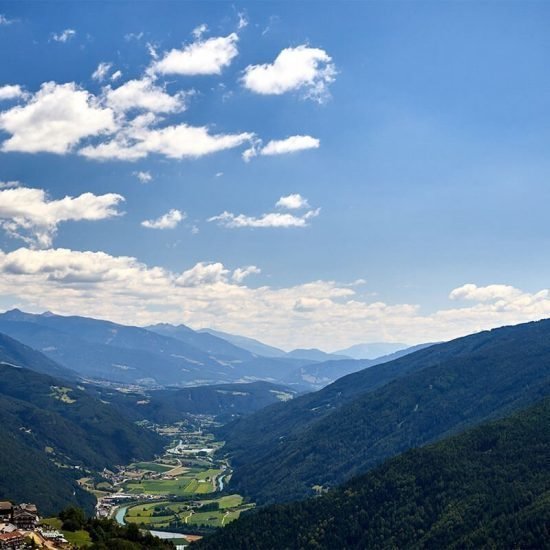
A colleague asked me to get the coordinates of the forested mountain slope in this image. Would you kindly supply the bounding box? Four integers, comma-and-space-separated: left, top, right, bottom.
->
146, 322, 255, 361
0, 363, 164, 514
89, 381, 298, 424
196, 398, 550, 550
0, 310, 238, 385
285, 342, 434, 388
0, 331, 78, 380
220, 319, 550, 503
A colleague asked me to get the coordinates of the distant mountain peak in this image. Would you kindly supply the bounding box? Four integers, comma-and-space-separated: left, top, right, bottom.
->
1, 308, 37, 321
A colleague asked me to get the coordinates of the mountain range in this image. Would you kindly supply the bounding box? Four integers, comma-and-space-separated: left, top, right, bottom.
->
0, 309, 423, 390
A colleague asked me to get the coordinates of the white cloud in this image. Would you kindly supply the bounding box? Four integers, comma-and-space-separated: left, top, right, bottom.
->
151, 33, 239, 76
243, 135, 319, 161
232, 265, 260, 283
0, 85, 26, 101
133, 171, 152, 183
92, 62, 113, 82
141, 209, 184, 230
0, 186, 124, 248
209, 209, 320, 228
111, 70, 123, 82
176, 261, 229, 287
262, 135, 320, 155
276, 193, 310, 209
105, 78, 187, 113
242, 45, 336, 102
52, 29, 76, 43
80, 122, 253, 161
2, 246, 550, 350
449, 283, 523, 302
192, 23, 208, 40
0, 82, 116, 154
209, 195, 320, 229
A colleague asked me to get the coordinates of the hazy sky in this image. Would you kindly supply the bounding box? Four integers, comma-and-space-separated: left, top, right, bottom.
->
0, 1, 549, 350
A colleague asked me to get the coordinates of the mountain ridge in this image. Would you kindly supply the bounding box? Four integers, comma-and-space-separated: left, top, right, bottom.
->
220, 318, 550, 504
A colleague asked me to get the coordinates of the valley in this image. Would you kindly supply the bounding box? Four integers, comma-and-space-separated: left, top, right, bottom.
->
88, 415, 254, 542
1, 311, 549, 549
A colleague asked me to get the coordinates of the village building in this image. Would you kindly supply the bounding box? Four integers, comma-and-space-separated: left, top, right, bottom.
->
0, 504, 12, 522
11, 504, 38, 531
0, 530, 25, 550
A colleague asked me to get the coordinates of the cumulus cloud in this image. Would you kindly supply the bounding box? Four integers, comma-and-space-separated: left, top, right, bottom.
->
52, 29, 76, 43
176, 261, 229, 287
151, 33, 239, 76
0, 85, 26, 101
242, 45, 336, 102
449, 283, 523, 302
0, 186, 124, 248
0, 82, 116, 154
263, 135, 319, 155
2, 246, 549, 349
111, 70, 123, 82
92, 62, 113, 82
276, 193, 310, 209
243, 135, 319, 161
141, 208, 184, 229
105, 78, 188, 114
209, 195, 320, 229
134, 171, 152, 183
232, 265, 260, 283
80, 121, 253, 161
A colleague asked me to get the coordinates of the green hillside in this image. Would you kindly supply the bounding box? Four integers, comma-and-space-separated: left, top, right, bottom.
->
0, 362, 165, 515
220, 319, 550, 503
195, 398, 550, 549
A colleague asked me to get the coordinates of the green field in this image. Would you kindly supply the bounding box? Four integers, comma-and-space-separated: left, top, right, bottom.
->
122, 467, 221, 497
131, 461, 174, 473
41, 518, 91, 547
123, 495, 250, 529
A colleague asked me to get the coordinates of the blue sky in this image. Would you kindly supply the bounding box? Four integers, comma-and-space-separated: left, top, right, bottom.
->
0, 1, 549, 350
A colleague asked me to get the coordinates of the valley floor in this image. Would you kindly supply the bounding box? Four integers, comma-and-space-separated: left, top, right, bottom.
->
82, 415, 253, 546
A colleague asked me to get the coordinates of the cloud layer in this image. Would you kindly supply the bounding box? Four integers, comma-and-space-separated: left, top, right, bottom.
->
1, 245, 549, 350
